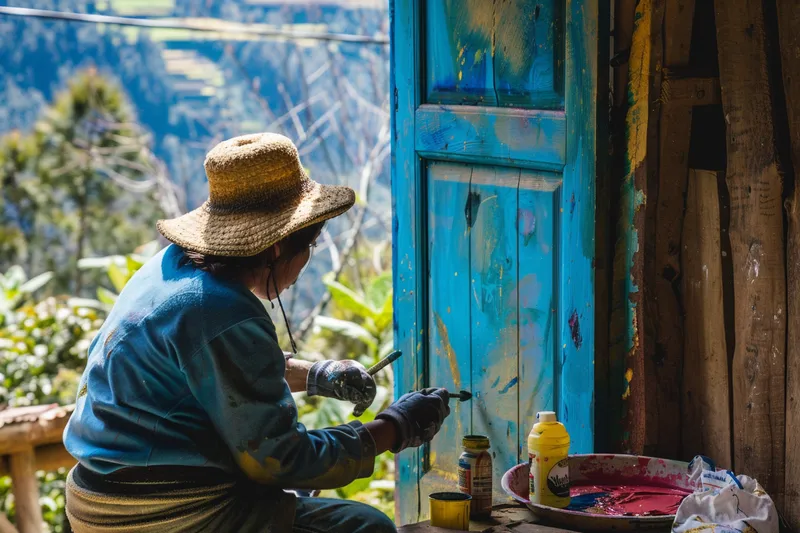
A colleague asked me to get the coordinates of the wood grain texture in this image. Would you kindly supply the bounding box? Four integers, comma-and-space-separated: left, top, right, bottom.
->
681, 170, 731, 467
9, 449, 42, 533
638, 0, 666, 457
664, 0, 695, 66
609, 0, 663, 454
421, 162, 473, 511
652, 0, 695, 459
714, 0, 786, 506
391, 0, 424, 523
415, 105, 566, 171
470, 166, 521, 501
613, 0, 637, 109
518, 173, 561, 460
664, 77, 720, 106
775, 0, 800, 525
0, 411, 71, 456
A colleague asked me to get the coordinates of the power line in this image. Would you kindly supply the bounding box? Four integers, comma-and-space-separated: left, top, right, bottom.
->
0, 6, 389, 45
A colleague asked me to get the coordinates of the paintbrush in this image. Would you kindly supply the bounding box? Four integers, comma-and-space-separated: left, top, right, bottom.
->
366, 349, 403, 376
352, 350, 403, 417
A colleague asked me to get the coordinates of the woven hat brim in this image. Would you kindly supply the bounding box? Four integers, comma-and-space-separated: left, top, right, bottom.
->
156, 183, 355, 257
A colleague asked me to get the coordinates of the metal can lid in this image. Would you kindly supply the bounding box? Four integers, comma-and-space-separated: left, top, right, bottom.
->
462, 435, 490, 450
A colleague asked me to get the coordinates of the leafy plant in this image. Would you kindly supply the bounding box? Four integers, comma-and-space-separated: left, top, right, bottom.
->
314, 271, 394, 365
0, 265, 53, 326
78, 240, 161, 307
299, 265, 396, 517
0, 267, 103, 408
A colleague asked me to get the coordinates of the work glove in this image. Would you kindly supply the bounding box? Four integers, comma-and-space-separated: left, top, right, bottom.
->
306, 360, 377, 411
376, 387, 451, 453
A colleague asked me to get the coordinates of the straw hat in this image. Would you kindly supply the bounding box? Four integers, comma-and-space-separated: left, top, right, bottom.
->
157, 133, 355, 257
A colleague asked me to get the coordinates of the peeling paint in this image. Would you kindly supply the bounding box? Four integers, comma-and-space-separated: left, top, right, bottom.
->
568, 309, 583, 349
622, 367, 634, 400
464, 190, 482, 230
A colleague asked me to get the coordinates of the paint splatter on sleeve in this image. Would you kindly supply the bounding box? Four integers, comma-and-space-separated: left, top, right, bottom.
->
182, 317, 377, 489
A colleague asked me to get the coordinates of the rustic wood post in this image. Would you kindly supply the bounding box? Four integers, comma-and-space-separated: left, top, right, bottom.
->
652, 0, 696, 459
681, 169, 732, 468
609, 0, 666, 455
775, 0, 800, 525
714, 0, 787, 507
9, 449, 42, 533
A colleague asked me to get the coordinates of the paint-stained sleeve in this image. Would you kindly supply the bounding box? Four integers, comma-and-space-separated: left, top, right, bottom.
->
181, 317, 376, 489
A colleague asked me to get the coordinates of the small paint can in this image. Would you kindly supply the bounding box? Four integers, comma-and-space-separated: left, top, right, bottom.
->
458, 435, 492, 518
429, 492, 471, 529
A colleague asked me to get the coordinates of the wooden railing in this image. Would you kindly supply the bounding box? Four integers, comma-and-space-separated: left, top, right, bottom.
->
0, 405, 76, 533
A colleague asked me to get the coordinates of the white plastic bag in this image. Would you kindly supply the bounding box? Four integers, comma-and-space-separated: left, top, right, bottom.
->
672, 456, 779, 533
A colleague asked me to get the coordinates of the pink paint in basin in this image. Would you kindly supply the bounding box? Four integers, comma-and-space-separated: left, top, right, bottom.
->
568, 484, 691, 516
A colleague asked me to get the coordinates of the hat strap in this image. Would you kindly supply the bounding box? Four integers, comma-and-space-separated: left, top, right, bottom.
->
268, 265, 298, 355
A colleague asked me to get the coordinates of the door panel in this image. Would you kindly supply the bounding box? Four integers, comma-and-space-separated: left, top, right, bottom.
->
426, 161, 472, 497
392, 0, 601, 524
425, 0, 564, 108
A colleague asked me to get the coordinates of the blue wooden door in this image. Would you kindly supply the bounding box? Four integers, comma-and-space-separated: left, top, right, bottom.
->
391, 0, 603, 523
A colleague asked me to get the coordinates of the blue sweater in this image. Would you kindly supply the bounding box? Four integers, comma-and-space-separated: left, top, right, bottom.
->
63, 244, 375, 488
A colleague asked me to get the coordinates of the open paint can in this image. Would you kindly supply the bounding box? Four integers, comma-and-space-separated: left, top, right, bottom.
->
429, 492, 471, 529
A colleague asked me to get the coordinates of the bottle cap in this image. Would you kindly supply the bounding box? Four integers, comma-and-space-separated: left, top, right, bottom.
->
537, 411, 557, 423
462, 435, 490, 450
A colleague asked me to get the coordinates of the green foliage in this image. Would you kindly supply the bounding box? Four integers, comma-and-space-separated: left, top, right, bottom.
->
0, 295, 103, 408
0, 265, 103, 531
78, 240, 160, 306
0, 265, 54, 325
0, 69, 162, 296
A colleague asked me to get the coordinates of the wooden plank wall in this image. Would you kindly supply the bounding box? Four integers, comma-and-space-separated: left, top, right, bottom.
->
610, 0, 799, 524
775, 0, 800, 525
652, 0, 695, 459
714, 0, 787, 508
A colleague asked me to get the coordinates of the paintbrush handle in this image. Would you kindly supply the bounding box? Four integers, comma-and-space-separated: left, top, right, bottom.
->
366, 350, 403, 376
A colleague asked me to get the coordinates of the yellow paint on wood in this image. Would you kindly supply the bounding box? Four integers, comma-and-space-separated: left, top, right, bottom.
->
626, 0, 653, 172
434, 313, 462, 389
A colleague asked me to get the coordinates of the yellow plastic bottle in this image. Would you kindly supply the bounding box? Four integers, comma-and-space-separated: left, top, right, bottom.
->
527, 411, 570, 508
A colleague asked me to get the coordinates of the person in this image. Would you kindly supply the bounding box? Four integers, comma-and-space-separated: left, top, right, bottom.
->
62, 133, 451, 533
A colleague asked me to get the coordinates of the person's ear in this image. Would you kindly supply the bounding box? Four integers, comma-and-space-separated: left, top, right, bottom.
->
272, 242, 281, 260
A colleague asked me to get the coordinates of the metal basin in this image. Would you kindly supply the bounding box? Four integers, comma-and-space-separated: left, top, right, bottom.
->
501, 454, 693, 531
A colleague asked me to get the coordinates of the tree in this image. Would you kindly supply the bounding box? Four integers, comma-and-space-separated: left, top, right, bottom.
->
0, 69, 166, 296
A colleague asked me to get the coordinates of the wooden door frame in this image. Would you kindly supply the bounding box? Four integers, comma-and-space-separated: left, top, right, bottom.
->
390, 0, 608, 523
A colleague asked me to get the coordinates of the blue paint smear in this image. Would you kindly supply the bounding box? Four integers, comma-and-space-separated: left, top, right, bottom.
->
491, 376, 501, 389
499, 376, 519, 394
567, 491, 607, 511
